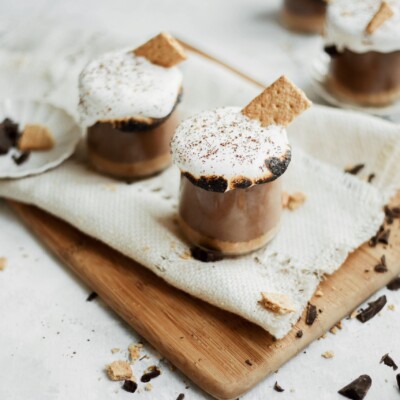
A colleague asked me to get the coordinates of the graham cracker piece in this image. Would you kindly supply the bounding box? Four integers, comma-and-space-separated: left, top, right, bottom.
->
134, 32, 187, 68
282, 192, 307, 211
321, 351, 335, 359
0, 257, 7, 271
241, 75, 311, 127
260, 292, 296, 315
128, 343, 143, 362
366, 1, 394, 34
18, 124, 54, 151
106, 360, 133, 381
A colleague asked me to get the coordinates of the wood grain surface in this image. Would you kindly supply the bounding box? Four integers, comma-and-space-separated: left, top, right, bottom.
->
6, 47, 400, 400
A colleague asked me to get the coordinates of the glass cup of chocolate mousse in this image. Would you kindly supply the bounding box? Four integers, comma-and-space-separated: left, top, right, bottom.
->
171, 76, 311, 256
281, 0, 327, 34
324, 0, 400, 107
78, 33, 187, 180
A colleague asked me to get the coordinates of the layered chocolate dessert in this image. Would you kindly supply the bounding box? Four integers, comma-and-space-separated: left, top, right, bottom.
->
78, 33, 187, 179
324, 0, 400, 106
282, 0, 327, 34
171, 76, 311, 256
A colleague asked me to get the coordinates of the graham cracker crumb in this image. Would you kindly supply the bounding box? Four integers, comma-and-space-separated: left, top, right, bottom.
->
283, 192, 307, 211
111, 348, 120, 354
0, 257, 7, 271
144, 383, 153, 391
106, 360, 132, 381
260, 292, 296, 315
321, 351, 335, 359
134, 32, 187, 68
336, 321, 343, 330
388, 304, 395, 311
128, 343, 143, 362
330, 326, 338, 335
241, 75, 311, 127
180, 250, 191, 260
318, 333, 327, 340
282, 192, 290, 208
18, 124, 54, 151
349, 309, 359, 319
315, 289, 324, 297
366, 1, 394, 34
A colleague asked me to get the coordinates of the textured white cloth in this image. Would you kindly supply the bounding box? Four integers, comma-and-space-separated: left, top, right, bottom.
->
0, 34, 399, 338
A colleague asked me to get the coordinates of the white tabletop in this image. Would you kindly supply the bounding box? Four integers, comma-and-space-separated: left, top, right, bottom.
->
0, 1, 399, 399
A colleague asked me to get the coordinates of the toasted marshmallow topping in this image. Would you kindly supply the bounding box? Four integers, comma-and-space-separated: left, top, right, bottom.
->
325, 0, 400, 53
171, 107, 291, 191
78, 50, 182, 128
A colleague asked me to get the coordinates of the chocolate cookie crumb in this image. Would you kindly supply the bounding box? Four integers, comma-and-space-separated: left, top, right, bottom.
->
176, 394, 185, 400
396, 374, 400, 391
190, 247, 224, 262
380, 354, 398, 371
296, 330, 303, 338
122, 380, 137, 393
345, 164, 365, 175
140, 366, 161, 382
12, 151, 30, 165
86, 292, 98, 301
367, 173, 375, 183
306, 303, 317, 326
338, 374, 372, 400
356, 295, 387, 323
374, 255, 388, 273
274, 381, 284, 392
387, 276, 400, 291
245, 359, 253, 366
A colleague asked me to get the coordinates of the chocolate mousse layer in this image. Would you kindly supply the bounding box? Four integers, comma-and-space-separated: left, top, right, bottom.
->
282, 0, 326, 33
87, 109, 179, 179
179, 175, 282, 256
326, 47, 400, 106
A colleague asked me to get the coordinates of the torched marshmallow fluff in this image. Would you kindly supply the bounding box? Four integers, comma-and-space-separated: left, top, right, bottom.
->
170, 107, 291, 192
326, 0, 400, 53
78, 50, 183, 127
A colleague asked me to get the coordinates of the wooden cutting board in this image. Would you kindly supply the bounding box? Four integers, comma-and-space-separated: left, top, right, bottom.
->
7, 45, 400, 400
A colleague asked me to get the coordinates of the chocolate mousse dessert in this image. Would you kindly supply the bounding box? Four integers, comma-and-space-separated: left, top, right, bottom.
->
171, 76, 311, 256
281, 0, 327, 34
78, 32, 187, 179
324, 0, 400, 107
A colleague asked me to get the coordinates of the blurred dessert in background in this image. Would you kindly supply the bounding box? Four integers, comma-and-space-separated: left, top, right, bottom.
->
281, 0, 327, 34
78, 32, 186, 180
324, 0, 400, 107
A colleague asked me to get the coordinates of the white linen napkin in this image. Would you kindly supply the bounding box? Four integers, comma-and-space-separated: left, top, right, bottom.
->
0, 32, 399, 338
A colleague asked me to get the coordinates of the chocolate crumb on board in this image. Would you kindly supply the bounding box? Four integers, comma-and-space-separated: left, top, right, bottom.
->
274, 381, 285, 392
190, 247, 224, 262
380, 354, 398, 371
245, 359, 253, 366
374, 255, 388, 273
0, 117, 19, 154
387, 276, 400, 291
306, 303, 317, 326
296, 330, 303, 338
356, 295, 387, 323
345, 164, 365, 175
176, 394, 185, 400
12, 151, 30, 165
378, 229, 390, 245
338, 374, 372, 400
86, 292, 98, 301
140, 365, 161, 382
367, 173, 375, 183
0, 257, 7, 271
396, 374, 400, 391
122, 380, 137, 393
106, 360, 132, 381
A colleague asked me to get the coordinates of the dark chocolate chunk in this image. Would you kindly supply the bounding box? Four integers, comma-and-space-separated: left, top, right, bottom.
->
122, 380, 137, 393
345, 164, 365, 175
306, 303, 317, 326
140, 366, 161, 382
296, 330, 303, 338
374, 255, 388, 273
190, 247, 224, 263
176, 394, 185, 400
245, 359, 253, 366
356, 295, 387, 323
274, 381, 284, 393
396, 374, 400, 391
380, 353, 398, 371
387, 276, 400, 291
324, 45, 340, 57
378, 229, 390, 245
338, 375, 372, 400
12, 151, 30, 165
86, 292, 98, 301
367, 173, 375, 183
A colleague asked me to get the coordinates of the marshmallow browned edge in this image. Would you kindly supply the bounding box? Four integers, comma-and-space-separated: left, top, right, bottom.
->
241, 75, 311, 127
366, 1, 394, 35
133, 32, 187, 68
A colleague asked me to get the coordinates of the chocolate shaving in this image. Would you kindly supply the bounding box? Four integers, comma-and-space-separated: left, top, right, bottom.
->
306, 303, 317, 326
274, 381, 284, 392
296, 330, 303, 338
12, 151, 30, 165
378, 229, 390, 245
387, 276, 400, 291
190, 247, 224, 263
345, 164, 365, 175
176, 394, 185, 400
374, 255, 388, 273
356, 295, 387, 323
86, 292, 98, 301
338, 375, 372, 400
245, 359, 253, 366
369, 225, 390, 247
122, 380, 137, 393
140, 366, 161, 382
380, 353, 398, 371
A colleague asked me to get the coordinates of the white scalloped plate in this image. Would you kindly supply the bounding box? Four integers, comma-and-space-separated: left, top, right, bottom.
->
0, 99, 81, 179
311, 52, 400, 119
